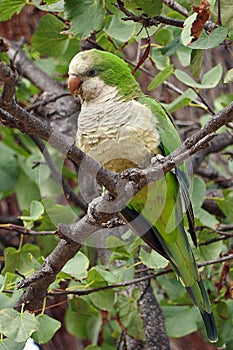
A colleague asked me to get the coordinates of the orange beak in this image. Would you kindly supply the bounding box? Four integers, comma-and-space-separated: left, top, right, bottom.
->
68, 75, 82, 96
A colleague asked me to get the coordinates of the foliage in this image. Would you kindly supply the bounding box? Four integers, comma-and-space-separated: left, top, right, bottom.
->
0, 0, 233, 349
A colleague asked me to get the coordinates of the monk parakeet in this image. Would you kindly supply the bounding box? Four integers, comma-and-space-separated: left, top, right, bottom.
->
68, 49, 218, 342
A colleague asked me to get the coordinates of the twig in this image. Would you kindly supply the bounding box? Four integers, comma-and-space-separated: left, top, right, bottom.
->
25, 93, 71, 112
217, 0, 222, 25
218, 224, 233, 231
162, 0, 188, 17
48, 253, 233, 296
49, 270, 169, 296
199, 233, 233, 246
198, 254, 233, 267
116, 1, 184, 28
0, 224, 55, 235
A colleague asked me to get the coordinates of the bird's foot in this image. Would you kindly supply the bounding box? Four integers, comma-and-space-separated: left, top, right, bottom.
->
151, 154, 165, 166
120, 167, 143, 182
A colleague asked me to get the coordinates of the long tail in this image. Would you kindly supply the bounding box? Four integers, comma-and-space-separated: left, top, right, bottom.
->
120, 207, 218, 342
186, 280, 218, 343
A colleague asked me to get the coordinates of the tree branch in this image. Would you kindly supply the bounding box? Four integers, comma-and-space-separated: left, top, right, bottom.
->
162, 0, 188, 17
116, 0, 184, 28
45, 253, 233, 297
1, 57, 233, 312
191, 131, 233, 173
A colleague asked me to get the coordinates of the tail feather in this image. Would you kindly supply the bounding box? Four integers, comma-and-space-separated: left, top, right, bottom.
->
201, 310, 218, 343
186, 281, 218, 343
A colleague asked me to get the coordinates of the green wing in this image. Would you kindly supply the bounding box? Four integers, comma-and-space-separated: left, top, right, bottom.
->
138, 96, 196, 245
120, 96, 217, 342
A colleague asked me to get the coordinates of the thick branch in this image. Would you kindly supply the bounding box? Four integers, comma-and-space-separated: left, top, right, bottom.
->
14, 239, 81, 311
8, 41, 65, 93
1, 58, 233, 313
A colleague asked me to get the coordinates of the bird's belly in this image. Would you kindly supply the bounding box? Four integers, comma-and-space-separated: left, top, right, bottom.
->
77, 98, 160, 173
86, 137, 153, 173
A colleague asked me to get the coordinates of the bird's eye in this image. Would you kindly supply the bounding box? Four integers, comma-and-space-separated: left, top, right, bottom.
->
87, 69, 97, 77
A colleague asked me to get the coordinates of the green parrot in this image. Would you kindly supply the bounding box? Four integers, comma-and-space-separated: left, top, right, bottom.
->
68, 49, 218, 342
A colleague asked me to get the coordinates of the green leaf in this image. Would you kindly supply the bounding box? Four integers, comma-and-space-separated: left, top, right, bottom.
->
115, 294, 146, 340
84, 346, 102, 350
0, 0, 26, 21
190, 49, 203, 78
19, 201, 44, 229
91, 289, 115, 311
0, 339, 25, 350
0, 309, 39, 342
87, 267, 107, 287
151, 48, 170, 71
214, 94, 233, 111
64, 0, 105, 39
104, 14, 135, 42
15, 167, 41, 210
176, 45, 192, 67
162, 306, 199, 337
105, 236, 131, 259
0, 143, 19, 192
224, 68, 233, 83
157, 274, 185, 299
155, 28, 173, 46
198, 229, 223, 261
175, 64, 222, 89
2, 243, 41, 275
0, 285, 22, 310
62, 251, 89, 279
160, 37, 182, 56
213, 0, 233, 30
32, 0, 64, 12
32, 14, 69, 57
148, 65, 174, 90
195, 208, 218, 230
32, 314, 61, 344
42, 198, 77, 226
124, 0, 162, 17
1, 272, 18, 293
92, 266, 117, 284
132, 287, 141, 301
190, 176, 206, 210
30, 200, 44, 219
139, 0, 162, 17
175, 69, 202, 88
201, 64, 222, 88
65, 306, 101, 341
189, 26, 228, 49
69, 298, 99, 317
139, 248, 168, 269
164, 88, 197, 113
216, 189, 233, 221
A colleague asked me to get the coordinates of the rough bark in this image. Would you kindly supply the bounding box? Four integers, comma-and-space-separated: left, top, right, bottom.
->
126, 281, 170, 350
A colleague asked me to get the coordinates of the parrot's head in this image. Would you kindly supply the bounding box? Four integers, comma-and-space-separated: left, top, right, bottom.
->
68, 49, 141, 102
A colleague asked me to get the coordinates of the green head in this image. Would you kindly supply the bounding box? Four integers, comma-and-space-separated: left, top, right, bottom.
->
68, 49, 142, 101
